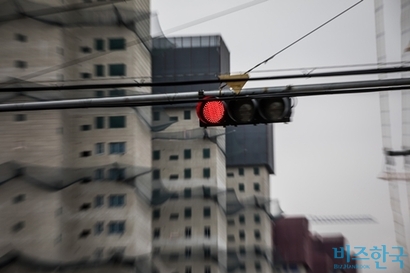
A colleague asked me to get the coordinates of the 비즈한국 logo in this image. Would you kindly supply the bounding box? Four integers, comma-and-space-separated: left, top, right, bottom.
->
333, 245, 408, 270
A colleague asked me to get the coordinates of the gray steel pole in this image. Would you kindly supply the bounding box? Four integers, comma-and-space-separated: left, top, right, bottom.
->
0, 78, 409, 112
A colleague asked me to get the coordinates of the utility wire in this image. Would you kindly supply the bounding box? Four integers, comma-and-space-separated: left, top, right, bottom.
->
1, 67, 409, 92
245, 0, 364, 73
0, 0, 267, 86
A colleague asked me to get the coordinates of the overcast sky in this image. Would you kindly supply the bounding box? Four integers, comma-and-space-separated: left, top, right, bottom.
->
150, 1, 407, 272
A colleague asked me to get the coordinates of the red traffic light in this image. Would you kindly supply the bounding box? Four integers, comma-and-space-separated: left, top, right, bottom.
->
197, 97, 293, 127
196, 99, 226, 124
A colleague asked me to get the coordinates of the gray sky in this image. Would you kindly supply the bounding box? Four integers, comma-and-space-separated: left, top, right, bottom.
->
151, 1, 407, 272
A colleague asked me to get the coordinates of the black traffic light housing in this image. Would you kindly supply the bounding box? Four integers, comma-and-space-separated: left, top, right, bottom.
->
196, 97, 293, 127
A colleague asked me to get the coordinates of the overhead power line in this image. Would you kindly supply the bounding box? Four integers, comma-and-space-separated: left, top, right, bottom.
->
1, 67, 409, 92
245, 0, 364, 73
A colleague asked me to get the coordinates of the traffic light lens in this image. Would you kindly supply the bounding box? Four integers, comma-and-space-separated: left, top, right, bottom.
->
228, 99, 256, 123
259, 98, 286, 121
202, 101, 225, 124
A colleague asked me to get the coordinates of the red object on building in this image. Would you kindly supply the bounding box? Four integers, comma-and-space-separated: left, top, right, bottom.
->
273, 216, 357, 273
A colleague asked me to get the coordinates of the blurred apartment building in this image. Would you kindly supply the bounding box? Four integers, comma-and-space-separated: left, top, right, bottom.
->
0, 0, 154, 272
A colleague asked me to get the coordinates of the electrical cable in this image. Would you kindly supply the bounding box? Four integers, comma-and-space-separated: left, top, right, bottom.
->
245, 0, 364, 73
1, 66, 409, 92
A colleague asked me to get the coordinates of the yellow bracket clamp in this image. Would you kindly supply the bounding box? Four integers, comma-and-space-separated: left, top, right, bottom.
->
218, 74, 249, 94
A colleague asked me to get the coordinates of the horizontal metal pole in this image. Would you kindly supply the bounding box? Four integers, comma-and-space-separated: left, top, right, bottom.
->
0, 78, 409, 112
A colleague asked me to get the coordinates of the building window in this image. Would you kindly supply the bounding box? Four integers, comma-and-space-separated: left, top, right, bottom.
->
95, 117, 104, 129
14, 114, 26, 121
204, 226, 210, 238
15, 33, 27, 42
239, 246, 246, 256
254, 167, 260, 175
184, 227, 192, 239
153, 150, 160, 160
109, 195, 125, 207
94, 168, 104, 180
170, 213, 179, 220
239, 230, 245, 241
239, 264, 246, 271
108, 221, 125, 235
184, 208, 192, 219
203, 168, 210, 178
109, 142, 126, 154
239, 215, 245, 224
169, 116, 178, 122
15, 60, 27, 68
169, 155, 178, 160
227, 235, 235, 242
185, 247, 192, 258
153, 209, 160, 219
203, 207, 211, 218
81, 72, 91, 79
95, 143, 104, 155
203, 187, 211, 198
12, 221, 25, 232
227, 172, 234, 177
204, 248, 211, 259
95, 90, 104, 97
227, 219, 235, 226
108, 168, 125, 181
254, 230, 261, 240
153, 111, 160, 121
95, 222, 104, 235
254, 183, 260, 192
185, 266, 192, 273
184, 149, 191, 159
152, 189, 160, 200
255, 245, 262, 255
109, 64, 126, 76
238, 183, 245, 192
109, 38, 126, 50
204, 266, 211, 273
80, 151, 92, 157
203, 148, 210, 159
238, 168, 244, 176
255, 261, 261, 271
95, 195, 104, 207
184, 188, 191, 198
13, 194, 25, 204
109, 116, 126, 128
80, 46, 91, 53
95, 38, 105, 51
95, 64, 104, 76
184, 110, 191, 120
153, 228, 160, 239
153, 170, 160, 180
169, 174, 179, 180
254, 214, 261, 224
109, 89, 125, 97
81, 124, 91, 131
184, 168, 191, 179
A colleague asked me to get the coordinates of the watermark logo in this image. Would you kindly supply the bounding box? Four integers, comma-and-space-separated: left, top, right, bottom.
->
333, 245, 408, 270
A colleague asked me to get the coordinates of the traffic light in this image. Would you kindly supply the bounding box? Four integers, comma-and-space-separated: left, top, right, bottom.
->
196, 97, 293, 127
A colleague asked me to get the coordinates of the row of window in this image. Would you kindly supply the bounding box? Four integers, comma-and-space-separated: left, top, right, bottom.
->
152, 168, 210, 180
85, 116, 126, 130
93, 38, 126, 51
153, 187, 212, 200
80, 142, 126, 157
227, 230, 262, 241
153, 207, 211, 220
183, 265, 211, 273
153, 148, 210, 160
228, 214, 261, 225
94, 168, 126, 181
238, 182, 261, 192
92, 221, 125, 236
81, 64, 126, 79
153, 226, 211, 240
94, 194, 126, 208
227, 167, 260, 177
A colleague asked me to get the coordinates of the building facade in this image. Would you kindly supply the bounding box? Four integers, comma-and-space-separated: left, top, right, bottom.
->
0, 0, 153, 272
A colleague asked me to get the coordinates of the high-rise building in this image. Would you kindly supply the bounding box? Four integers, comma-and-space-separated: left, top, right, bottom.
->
0, 1, 153, 272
